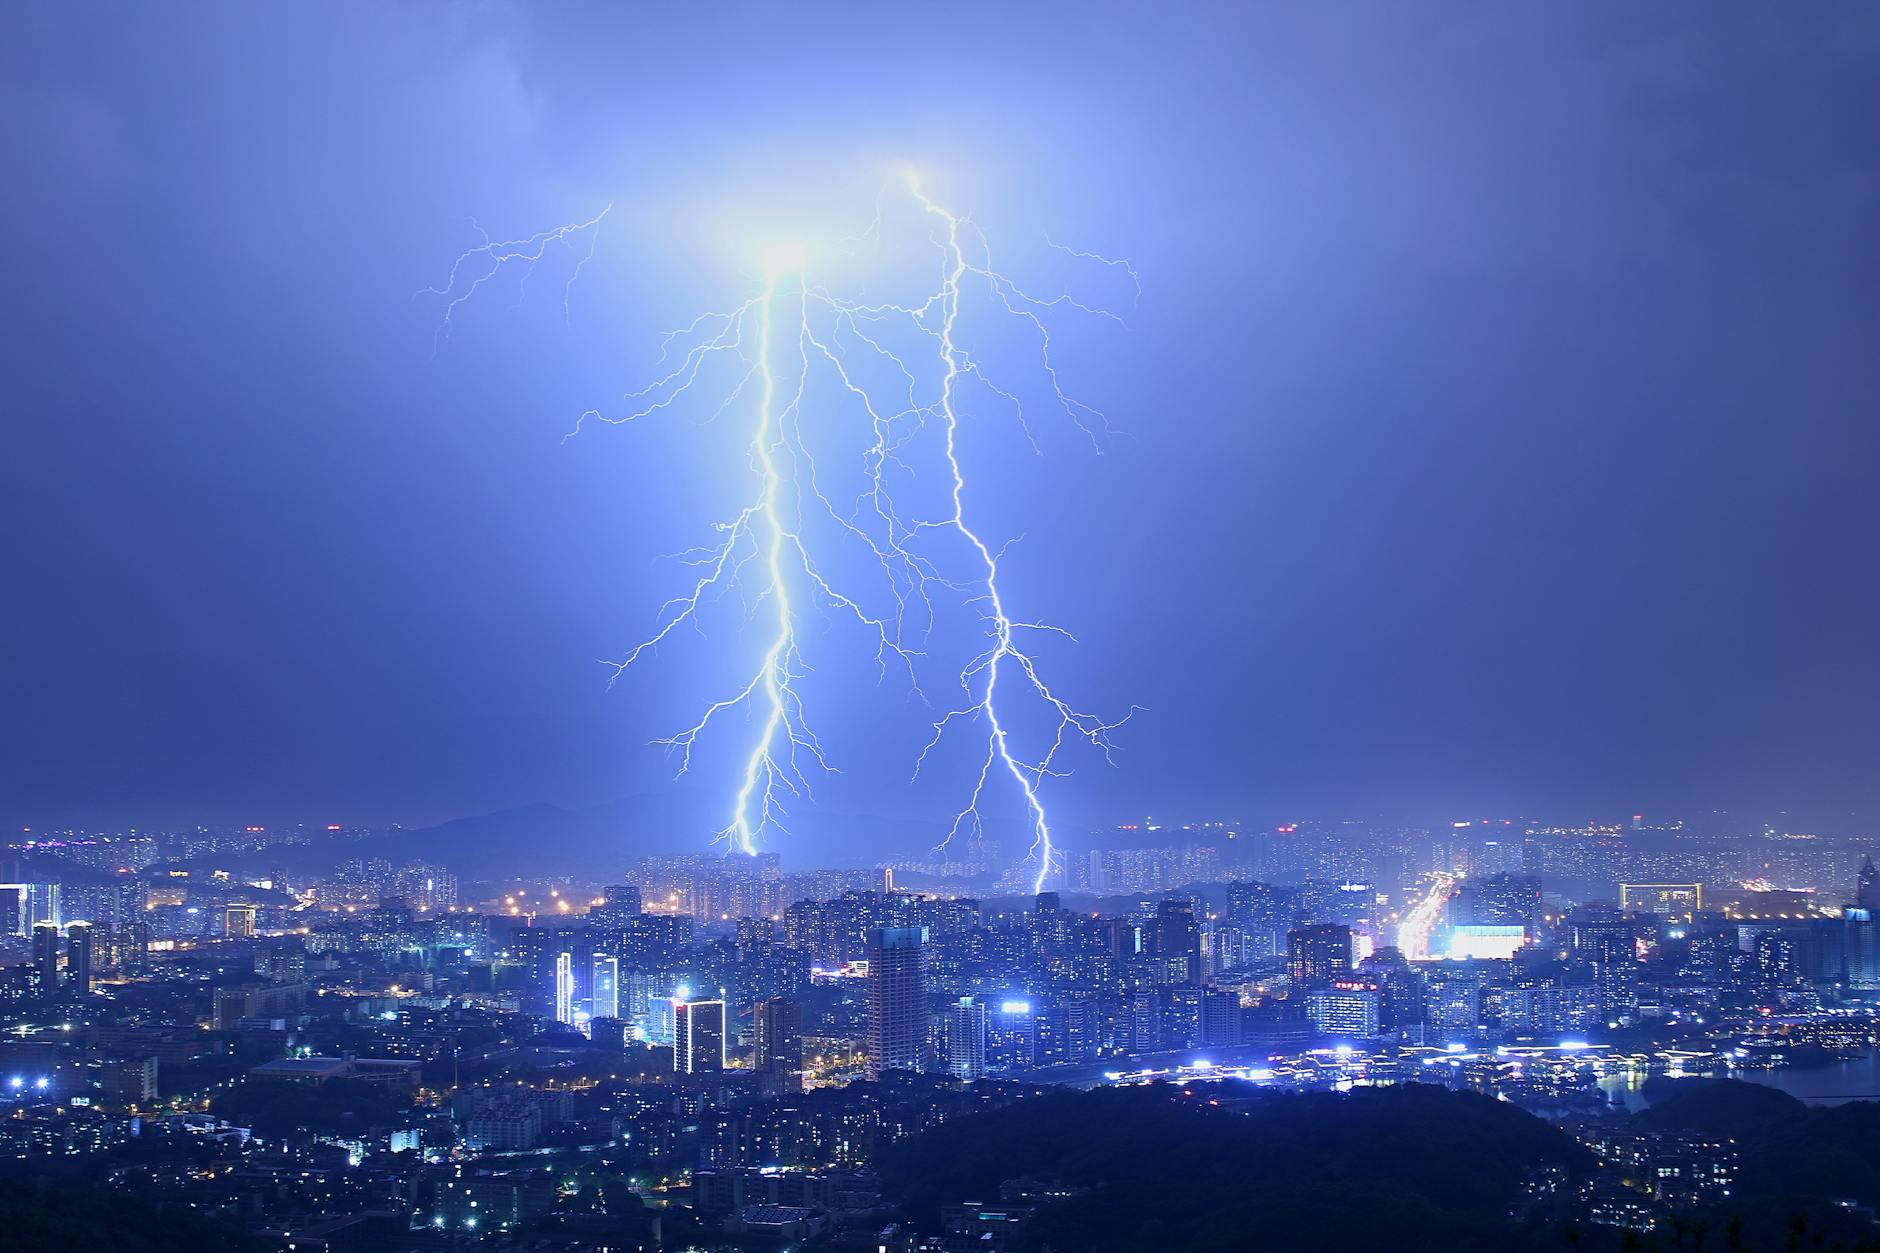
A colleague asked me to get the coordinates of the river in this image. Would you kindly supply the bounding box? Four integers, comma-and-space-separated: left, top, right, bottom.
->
1599, 1052, 1880, 1111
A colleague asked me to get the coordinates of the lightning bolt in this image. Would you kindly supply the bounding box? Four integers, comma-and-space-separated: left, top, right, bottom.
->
419, 208, 610, 351
903, 178, 1136, 892
424, 179, 1134, 890
583, 263, 917, 854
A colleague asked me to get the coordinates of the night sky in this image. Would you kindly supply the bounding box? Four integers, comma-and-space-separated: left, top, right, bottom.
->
4, 5, 1878, 850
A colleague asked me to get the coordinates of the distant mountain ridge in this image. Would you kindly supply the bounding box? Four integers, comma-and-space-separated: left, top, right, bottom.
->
263, 792, 950, 880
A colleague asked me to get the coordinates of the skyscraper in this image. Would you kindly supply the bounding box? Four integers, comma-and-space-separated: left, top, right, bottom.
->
1858, 855, 1879, 914
66, 921, 93, 996
674, 998, 726, 1073
28, 882, 61, 929
1459, 873, 1542, 932
947, 997, 988, 1083
32, 920, 60, 994
0, 884, 27, 938
1150, 898, 1202, 984
592, 885, 643, 929
1286, 923, 1353, 983
554, 951, 575, 1025
1224, 881, 1299, 960
752, 995, 804, 1092
866, 926, 929, 1078
590, 954, 619, 1021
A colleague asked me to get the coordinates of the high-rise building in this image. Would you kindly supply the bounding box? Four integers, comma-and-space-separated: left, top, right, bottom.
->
593, 885, 643, 929
674, 998, 727, 1073
224, 904, 257, 938
1149, 898, 1202, 984
0, 884, 28, 937
590, 954, 619, 1021
1459, 873, 1542, 931
1568, 906, 1634, 959
1224, 881, 1300, 960
1591, 951, 1640, 1024
1423, 961, 1487, 1043
1029, 892, 1071, 957
1198, 989, 1243, 1046
1306, 985, 1380, 1037
987, 997, 1038, 1071
32, 920, 61, 993
66, 921, 93, 995
1858, 856, 1879, 914
554, 951, 575, 1025
1360, 947, 1429, 1034
28, 882, 61, 929
1501, 984, 1600, 1036
1286, 923, 1352, 983
752, 995, 804, 1092
866, 926, 929, 1078
120, 918, 152, 973
947, 997, 988, 1083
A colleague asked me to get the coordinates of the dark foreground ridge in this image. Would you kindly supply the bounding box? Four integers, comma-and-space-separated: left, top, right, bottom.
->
878, 1081, 1880, 1253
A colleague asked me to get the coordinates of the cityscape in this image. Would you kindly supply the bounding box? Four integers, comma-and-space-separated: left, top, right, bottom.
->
7, 4, 1880, 1252
0, 816, 1875, 1249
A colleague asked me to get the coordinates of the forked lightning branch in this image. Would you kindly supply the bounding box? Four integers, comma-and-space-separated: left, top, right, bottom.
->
428, 177, 1135, 891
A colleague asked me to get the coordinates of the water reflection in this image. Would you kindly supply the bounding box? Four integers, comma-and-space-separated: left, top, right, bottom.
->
1599, 1052, 1880, 1111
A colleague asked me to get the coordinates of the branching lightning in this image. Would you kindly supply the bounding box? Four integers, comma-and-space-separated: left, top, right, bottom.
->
426, 178, 1135, 890
900, 181, 1135, 891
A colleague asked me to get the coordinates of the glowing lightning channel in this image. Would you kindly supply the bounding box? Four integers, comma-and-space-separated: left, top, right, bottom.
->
905, 179, 1136, 892
420, 208, 611, 351
424, 182, 1132, 888
593, 261, 917, 854
730, 267, 796, 855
